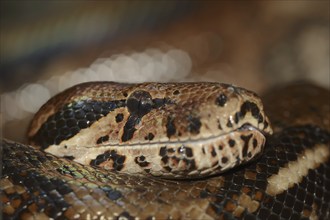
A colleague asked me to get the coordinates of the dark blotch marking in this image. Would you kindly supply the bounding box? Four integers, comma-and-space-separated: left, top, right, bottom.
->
185, 147, 193, 157
221, 157, 228, 164
63, 156, 75, 160
228, 139, 236, 147
159, 146, 167, 157
170, 157, 180, 165
182, 158, 196, 171
227, 119, 233, 128
264, 120, 269, 129
164, 166, 172, 172
235, 101, 263, 124
90, 150, 126, 171
216, 94, 227, 107
121, 115, 139, 142
211, 146, 217, 157
173, 90, 180, 95
240, 134, 253, 158
161, 156, 169, 164
144, 133, 155, 141
187, 159, 196, 170
187, 116, 202, 134
96, 135, 109, 144
116, 156, 125, 164
218, 120, 222, 130
234, 112, 241, 124
122, 92, 169, 142
178, 146, 193, 158
167, 148, 175, 154
115, 113, 124, 123
134, 156, 150, 167
166, 116, 176, 138
253, 138, 258, 148
258, 114, 264, 123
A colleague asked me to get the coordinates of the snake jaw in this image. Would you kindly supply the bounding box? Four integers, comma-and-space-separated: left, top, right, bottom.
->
43, 124, 267, 179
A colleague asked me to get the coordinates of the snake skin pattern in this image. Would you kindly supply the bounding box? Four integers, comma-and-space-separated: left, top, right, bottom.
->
27, 82, 272, 179
1, 82, 329, 219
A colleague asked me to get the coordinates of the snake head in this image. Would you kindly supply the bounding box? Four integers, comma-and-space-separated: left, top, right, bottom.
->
27, 82, 272, 179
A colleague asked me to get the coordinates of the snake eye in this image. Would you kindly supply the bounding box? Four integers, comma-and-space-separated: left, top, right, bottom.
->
126, 90, 153, 116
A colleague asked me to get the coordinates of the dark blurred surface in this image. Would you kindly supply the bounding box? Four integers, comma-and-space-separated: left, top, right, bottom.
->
1, 1, 194, 92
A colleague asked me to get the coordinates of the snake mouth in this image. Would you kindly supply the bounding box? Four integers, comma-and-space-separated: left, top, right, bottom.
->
237, 122, 272, 138
238, 123, 265, 134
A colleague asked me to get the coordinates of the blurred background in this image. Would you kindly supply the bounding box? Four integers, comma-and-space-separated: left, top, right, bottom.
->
1, 1, 329, 142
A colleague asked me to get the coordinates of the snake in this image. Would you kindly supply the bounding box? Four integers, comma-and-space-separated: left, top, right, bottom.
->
1, 82, 329, 219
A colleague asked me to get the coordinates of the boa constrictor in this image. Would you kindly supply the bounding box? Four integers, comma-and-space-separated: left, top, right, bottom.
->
1, 82, 329, 220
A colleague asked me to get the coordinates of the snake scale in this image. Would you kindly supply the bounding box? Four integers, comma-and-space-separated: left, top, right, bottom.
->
1, 82, 329, 220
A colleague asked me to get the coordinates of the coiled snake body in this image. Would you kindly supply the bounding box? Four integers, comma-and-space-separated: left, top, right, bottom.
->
1, 82, 329, 219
